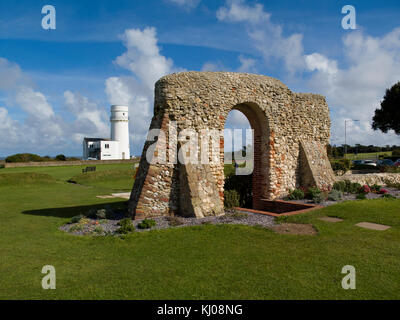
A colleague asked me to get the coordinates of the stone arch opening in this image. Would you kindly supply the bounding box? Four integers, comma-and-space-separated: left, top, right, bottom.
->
222, 102, 270, 210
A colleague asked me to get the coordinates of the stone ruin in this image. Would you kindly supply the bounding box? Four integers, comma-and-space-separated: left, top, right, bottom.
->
129, 72, 335, 219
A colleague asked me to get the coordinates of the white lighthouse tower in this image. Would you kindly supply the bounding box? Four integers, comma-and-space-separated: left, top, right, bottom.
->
110, 105, 130, 159
82, 105, 131, 160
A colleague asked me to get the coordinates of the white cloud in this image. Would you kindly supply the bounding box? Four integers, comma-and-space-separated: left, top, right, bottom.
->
306, 29, 400, 146
114, 27, 174, 93
105, 76, 152, 139
63, 90, 109, 143
217, 0, 305, 73
15, 87, 55, 119
0, 27, 179, 156
201, 55, 257, 73
0, 58, 32, 90
305, 53, 338, 75
237, 55, 257, 73
166, 0, 201, 10
106, 27, 178, 154
224, 110, 252, 152
201, 61, 226, 72
217, 0, 400, 146
0, 107, 20, 146
14, 87, 64, 146
217, 0, 269, 24
0, 56, 114, 154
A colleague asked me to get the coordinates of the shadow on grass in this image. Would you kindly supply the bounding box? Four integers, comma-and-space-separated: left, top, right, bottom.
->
22, 201, 128, 219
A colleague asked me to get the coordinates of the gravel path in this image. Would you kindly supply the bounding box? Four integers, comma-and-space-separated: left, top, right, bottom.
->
60, 210, 275, 236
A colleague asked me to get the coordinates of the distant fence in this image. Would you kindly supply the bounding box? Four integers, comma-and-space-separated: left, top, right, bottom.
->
3, 158, 140, 168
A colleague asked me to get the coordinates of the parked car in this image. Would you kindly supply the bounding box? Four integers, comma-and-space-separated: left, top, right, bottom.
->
86, 157, 98, 161
378, 159, 394, 166
363, 160, 377, 167
394, 159, 400, 167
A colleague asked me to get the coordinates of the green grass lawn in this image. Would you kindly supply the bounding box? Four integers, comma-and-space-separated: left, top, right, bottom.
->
0, 163, 135, 181
0, 165, 400, 299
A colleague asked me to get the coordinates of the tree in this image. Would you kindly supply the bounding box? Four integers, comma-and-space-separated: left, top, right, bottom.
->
372, 82, 400, 135
5, 153, 43, 163
55, 154, 66, 161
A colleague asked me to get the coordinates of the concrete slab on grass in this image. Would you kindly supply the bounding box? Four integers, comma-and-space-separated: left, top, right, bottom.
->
97, 193, 131, 200
96, 195, 114, 199
111, 192, 131, 199
355, 222, 391, 231
318, 217, 344, 223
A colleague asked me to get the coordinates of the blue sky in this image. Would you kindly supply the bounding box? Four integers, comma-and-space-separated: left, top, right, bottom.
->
0, 0, 399, 157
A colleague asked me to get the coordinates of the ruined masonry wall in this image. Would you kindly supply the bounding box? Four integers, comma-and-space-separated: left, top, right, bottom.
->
129, 72, 335, 219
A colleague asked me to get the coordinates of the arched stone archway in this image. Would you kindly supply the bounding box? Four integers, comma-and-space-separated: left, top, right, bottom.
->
224, 102, 270, 210
129, 72, 335, 219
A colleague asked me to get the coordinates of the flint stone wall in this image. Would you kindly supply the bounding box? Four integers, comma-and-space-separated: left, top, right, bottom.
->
129, 72, 335, 219
337, 173, 400, 186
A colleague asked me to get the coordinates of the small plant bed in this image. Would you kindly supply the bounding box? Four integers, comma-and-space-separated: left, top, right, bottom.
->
234, 200, 322, 217
282, 181, 400, 207
61, 209, 276, 236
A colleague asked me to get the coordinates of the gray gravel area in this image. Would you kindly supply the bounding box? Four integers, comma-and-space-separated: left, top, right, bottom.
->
60, 187, 399, 237
60, 210, 276, 236
285, 187, 400, 207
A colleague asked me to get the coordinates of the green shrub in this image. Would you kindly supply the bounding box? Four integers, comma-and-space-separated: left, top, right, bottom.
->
328, 189, 343, 201
70, 224, 84, 232
5, 153, 45, 163
382, 194, 396, 199
117, 218, 135, 234
333, 180, 361, 194
275, 215, 288, 224
331, 159, 351, 173
55, 154, 66, 161
137, 219, 156, 230
348, 182, 362, 194
223, 164, 235, 178
370, 184, 382, 193
224, 173, 252, 208
305, 186, 321, 200
95, 209, 107, 219
333, 181, 346, 192
224, 190, 240, 208
356, 193, 367, 200
288, 189, 305, 200
312, 192, 325, 204
70, 214, 84, 224
93, 226, 104, 234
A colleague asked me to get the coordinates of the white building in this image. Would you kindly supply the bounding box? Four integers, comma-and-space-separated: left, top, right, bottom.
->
83, 105, 131, 160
